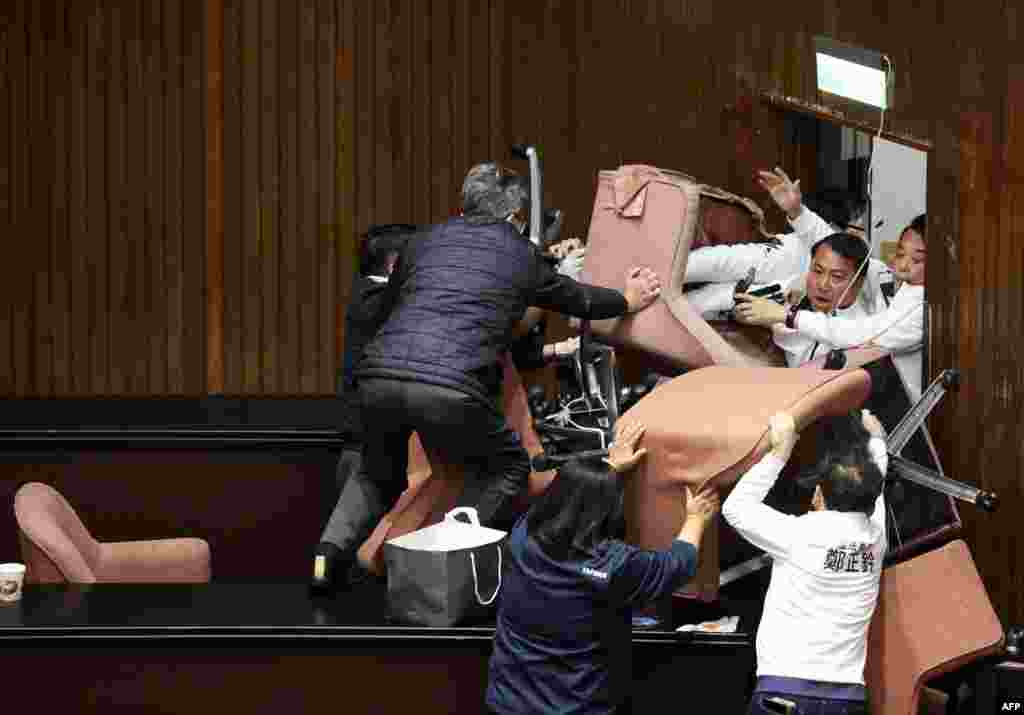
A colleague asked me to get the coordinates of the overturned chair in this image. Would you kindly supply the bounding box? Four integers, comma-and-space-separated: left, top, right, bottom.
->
581, 164, 787, 370
14, 482, 212, 583
866, 539, 1004, 715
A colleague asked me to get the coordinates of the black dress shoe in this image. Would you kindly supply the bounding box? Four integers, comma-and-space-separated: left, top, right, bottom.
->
309, 542, 352, 595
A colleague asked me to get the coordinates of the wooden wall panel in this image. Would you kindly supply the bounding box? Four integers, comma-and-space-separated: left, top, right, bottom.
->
144, 0, 168, 396
240, 0, 261, 394
316, 0, 338, 398
8, 0, 29, 396
0, 4, 11, 396
258, 0, 279, 394
1, 0, 209, 397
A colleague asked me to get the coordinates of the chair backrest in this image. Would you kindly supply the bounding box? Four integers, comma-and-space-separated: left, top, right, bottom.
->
582, 165, 781, 370
865, 539, 1004, 715
14, 482, 101, 583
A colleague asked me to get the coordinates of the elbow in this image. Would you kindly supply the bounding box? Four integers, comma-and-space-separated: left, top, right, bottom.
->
721, 496, 750, 533
721, 502, 740, 530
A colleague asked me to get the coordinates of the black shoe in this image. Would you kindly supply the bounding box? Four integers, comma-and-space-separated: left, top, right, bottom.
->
309, 542, 352, 595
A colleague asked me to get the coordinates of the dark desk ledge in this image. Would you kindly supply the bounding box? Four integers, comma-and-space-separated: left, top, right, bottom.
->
0, 583, 754, 647
0, 428, 346, 449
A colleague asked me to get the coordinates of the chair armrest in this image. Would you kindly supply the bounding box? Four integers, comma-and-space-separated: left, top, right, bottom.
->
96, 538, 211, 583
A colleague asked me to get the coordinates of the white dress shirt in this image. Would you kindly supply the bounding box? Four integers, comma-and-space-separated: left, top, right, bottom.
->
795, 284, 925, 398
722, 438, 888, 686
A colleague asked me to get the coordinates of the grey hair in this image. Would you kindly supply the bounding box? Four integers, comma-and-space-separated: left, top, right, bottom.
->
461, 161, 530, 225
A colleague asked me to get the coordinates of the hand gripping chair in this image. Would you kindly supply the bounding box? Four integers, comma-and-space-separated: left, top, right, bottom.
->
14, 482, 211, 583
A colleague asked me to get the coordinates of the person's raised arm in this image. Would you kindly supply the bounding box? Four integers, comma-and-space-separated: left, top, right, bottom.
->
757, 167, 834, 248
676, 483, 721, 554
861, 409, 889, 542
721, 412, 801, 559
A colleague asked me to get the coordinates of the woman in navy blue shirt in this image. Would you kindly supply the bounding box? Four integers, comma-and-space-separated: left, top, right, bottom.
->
486, 421, 720, 715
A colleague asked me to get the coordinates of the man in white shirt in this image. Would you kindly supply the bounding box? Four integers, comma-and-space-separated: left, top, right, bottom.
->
683, 169, 889, 318
734, 212, 927, 398
722, 409, 888, 715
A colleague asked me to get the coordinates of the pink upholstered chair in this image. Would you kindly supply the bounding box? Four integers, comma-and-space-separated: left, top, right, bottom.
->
14, 482, 211, 584
865, 539, 1004, 715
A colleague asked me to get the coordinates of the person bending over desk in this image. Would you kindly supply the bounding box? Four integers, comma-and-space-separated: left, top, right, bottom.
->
722, 409, 888, 715
486, 420, 720, 715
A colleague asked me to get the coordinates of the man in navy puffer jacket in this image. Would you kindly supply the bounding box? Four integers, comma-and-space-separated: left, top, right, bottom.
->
324, 162, 661, 582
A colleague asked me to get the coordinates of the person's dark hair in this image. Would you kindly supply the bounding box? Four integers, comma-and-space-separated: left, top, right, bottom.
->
810, 232, 870, 271
903, 214, 926, 241
803, 188, 868, 230
360, 224, 416, 276
526, 457, 624, 561
799, 412, 884, 516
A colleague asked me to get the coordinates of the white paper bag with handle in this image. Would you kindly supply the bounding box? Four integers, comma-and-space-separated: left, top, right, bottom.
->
383, 507, 506, 627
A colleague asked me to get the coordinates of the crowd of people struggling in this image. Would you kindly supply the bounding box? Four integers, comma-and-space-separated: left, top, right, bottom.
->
311, 160, 928, 715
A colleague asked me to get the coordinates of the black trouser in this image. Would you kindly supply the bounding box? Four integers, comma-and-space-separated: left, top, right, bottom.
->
326, 378, 531, 556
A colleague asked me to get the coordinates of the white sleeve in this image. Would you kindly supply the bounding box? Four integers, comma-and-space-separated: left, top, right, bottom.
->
721, 452, 797, 560
794, 290, 924, 351
868, 436, 889, 540
788, 206, 835, 251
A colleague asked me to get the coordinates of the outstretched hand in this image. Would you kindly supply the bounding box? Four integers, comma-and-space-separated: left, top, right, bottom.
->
623, 267, 661, 313
756, 167, 803, 220
605, 420, 648, 473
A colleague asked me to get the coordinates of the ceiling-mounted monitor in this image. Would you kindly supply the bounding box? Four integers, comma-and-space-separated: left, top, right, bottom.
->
814, 36, 891, 109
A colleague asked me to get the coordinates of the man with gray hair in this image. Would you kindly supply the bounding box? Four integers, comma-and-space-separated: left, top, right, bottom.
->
316, 161, 661, 589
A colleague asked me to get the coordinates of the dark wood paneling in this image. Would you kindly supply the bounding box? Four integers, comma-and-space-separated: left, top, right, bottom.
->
144, 0, 168, 395
182, 0, 205, 395
258, 0, 280, 394
241, 0, 261, 394
206, 0, 225, 394
222, 0, 241, 396
50, 0, 71, 396
0, 5, 12, 396
335, 0, 357, 367
298, 0, 317, 394
163, 0, 185, 394
10, 0, 30, 396
317, 0, 337, 395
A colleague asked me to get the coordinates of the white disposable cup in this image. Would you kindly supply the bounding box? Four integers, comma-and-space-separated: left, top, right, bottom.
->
0, 563, 26, 603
